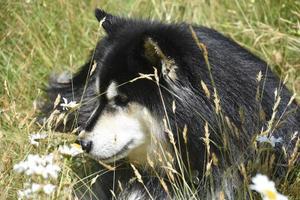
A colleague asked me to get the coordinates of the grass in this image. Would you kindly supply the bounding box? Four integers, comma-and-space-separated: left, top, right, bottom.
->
0, 0, 299, 199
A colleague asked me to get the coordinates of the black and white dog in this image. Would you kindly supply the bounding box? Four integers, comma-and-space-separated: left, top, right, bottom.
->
43, 8, 299, 199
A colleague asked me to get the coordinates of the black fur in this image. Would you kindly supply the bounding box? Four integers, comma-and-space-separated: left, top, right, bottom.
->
42, 8, 299, 199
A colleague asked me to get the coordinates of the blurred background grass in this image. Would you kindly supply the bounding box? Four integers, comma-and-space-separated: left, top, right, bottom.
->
0, 0, 299, 199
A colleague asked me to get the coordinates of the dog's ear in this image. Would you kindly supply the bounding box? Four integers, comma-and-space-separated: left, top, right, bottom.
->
95, 8, 123, 35
95, 8, 108, 22
144, 38, 178, 81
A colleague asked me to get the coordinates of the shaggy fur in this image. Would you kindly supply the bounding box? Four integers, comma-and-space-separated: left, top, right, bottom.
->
42, 8, 299, 199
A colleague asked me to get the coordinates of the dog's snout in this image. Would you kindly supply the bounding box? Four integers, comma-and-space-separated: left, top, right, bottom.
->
79, 140, 92, 153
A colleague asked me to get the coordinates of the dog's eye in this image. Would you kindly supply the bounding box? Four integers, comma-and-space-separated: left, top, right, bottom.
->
114, 95, 129, 107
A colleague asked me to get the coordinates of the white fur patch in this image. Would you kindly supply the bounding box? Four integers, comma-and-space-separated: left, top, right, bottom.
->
81, 102, 166, 164
162, 59, 178, 81
95, 74, 100, 94
106, 81, 118, 100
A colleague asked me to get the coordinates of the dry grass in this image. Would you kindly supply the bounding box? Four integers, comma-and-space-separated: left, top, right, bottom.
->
0, 0, 299, 199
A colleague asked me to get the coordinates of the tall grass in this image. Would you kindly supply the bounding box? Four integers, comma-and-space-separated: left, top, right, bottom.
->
0, 0, 299, 199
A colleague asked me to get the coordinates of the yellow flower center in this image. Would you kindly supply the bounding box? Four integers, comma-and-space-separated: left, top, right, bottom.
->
263, 189, 277, 200
71, 143, 82, 150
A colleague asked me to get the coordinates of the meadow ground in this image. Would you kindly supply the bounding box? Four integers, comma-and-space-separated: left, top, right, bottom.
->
0, 0, 299, 199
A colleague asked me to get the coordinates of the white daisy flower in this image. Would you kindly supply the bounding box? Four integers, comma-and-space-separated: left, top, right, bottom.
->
60, 97, 79, 110
250, 174, 288, 200
18, 188, 32, 199
17, 183, 40, 199
29, 133, 47, 146
43, 184, 56, 195
31, 183, 42, 193
13, 153, 61, 179
44, 163, 61, 179
256, 135, 283, 147
17, 183, 56, 199
58, 143, 83, 157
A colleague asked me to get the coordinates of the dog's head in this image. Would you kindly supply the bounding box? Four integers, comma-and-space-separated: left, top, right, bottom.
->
77, 9, 195, 164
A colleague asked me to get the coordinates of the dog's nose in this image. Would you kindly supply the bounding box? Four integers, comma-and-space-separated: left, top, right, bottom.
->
78, 140, 92, 153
